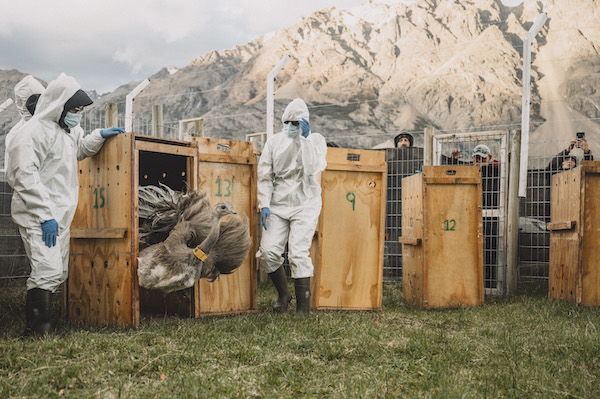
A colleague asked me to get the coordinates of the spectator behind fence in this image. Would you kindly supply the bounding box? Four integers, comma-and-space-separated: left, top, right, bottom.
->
546, 138, 593, 175
384, 133, 423, 277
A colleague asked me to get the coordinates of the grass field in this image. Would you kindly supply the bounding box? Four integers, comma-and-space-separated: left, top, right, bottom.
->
1, 280, 599, 398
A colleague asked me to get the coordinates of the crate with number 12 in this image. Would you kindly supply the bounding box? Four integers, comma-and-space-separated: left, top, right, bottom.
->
400, 165, 483, 308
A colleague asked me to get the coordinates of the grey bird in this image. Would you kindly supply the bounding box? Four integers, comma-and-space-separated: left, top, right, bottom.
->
137, 185, 251, 293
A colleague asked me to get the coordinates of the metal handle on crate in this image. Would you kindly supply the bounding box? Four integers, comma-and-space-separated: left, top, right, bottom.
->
398, 237, 421, 246
546, 221, 576, 231
446, 170, 457, 175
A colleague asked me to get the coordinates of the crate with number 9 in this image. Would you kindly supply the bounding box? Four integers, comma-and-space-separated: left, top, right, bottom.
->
309, 147, 387, 311
399, 165, 483, 308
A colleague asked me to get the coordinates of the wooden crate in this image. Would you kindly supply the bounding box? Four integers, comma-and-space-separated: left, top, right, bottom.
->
548, 162, 600, 305
68, 134, 257, 326
191, 138, 257, 316
310, 147, 386, 311
400, 165, 483, 308
69, 134, 198, 326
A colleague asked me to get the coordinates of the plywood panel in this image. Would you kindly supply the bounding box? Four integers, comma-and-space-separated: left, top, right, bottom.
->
581, 173, 600, 305
195, 152, 257, 315
548, 169, 581, 302
70, 133, 137, 326
401, 173, 425, 308
425, 183, 482, 307
316, 169, 383, 310
69, 245, 133, 326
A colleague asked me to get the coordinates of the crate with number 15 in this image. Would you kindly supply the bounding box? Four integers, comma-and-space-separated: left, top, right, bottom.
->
400, 165, 483, 308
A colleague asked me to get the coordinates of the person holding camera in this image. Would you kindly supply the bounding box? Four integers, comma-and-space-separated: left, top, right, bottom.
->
546, 133, 593, 174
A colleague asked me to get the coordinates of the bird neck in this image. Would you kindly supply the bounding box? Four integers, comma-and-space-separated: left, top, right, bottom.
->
197, 214, 221, 254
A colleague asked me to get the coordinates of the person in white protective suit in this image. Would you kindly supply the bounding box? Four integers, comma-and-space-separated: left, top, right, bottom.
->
256, 98, 327, 316
4, 75, 45, 172
6, 73, 126, 336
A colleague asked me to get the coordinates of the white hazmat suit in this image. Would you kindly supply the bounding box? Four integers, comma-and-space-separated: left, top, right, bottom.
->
6, 74, 106, 292
4, 75, 45, 171
256, 98, 327, 278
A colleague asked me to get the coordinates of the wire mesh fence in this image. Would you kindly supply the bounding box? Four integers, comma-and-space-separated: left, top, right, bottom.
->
0, 114, 590, 295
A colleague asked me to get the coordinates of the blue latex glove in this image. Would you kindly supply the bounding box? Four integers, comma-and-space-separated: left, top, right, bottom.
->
41, 219, 59, 248
261, 207, 270, 230
100, 127, 126, 138
299, 118, 311, 138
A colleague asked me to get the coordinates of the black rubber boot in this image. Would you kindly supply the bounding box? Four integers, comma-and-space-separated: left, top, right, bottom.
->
268, 266, 292, 313
23, 288, 52, 337
294, 278, 311, 316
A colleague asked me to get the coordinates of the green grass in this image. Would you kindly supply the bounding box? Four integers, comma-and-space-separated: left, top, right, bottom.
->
1, 281, 600, 398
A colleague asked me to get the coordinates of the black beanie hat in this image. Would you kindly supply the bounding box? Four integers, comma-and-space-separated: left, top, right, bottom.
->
394, 132, 413, 147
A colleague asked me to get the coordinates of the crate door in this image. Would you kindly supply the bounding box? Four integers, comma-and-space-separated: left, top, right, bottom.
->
401, 174, 425, 307
196, 162, 256, 314
69, 133, 136, 326
317, 169, 384, 310
548, 170, 581, 302
424, 180, 482, 307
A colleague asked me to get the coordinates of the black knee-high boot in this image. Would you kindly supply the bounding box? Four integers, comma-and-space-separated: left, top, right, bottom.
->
23, 288, 52, 336
294, 278, 311, 316
268, 266, 292, 313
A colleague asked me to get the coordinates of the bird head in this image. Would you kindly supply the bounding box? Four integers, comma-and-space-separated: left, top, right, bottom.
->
213, 202, 236, 218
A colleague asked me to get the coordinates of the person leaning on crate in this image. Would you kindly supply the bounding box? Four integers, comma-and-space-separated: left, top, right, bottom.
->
6, 73, 126, 337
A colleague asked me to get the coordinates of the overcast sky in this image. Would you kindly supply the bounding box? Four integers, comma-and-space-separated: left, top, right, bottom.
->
0, 0, 523, 95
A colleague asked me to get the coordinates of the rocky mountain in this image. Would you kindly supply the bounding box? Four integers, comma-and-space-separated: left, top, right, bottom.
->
1, 0, 599, 168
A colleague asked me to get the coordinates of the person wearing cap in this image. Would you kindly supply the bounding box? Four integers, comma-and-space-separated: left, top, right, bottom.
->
546, 138, 593, 174
4, 75, 45, 175
6, 73, 126, 336
256, 98, 327, 316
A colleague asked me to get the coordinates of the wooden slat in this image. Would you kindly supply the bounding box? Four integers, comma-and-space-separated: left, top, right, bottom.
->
423, 177, 481, 185
71, 228, 127, 239
135, 140, 197, 157
325, 147, 386, 167
546, 221, 576, 231
398, 237, 421, 245
193, 137, 255, 158
197, 153, 256, 165
325, 162, 387, 173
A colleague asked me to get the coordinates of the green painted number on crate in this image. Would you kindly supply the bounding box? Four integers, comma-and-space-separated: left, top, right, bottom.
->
346, 192, 356, 211
216, 178, 233, 197
93, 187, 105, 209
443, 219, 456, 231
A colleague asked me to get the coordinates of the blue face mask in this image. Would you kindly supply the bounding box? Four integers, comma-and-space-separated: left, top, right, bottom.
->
64, 112, 82, 128
283, 123, 300, 138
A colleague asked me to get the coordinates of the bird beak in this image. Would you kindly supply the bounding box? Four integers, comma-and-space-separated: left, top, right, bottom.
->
232, 210, 237, 214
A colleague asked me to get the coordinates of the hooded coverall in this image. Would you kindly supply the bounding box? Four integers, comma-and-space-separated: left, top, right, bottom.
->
4, 75, 45, 171
256, 98, 327, 278
6, 73, 106, 292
